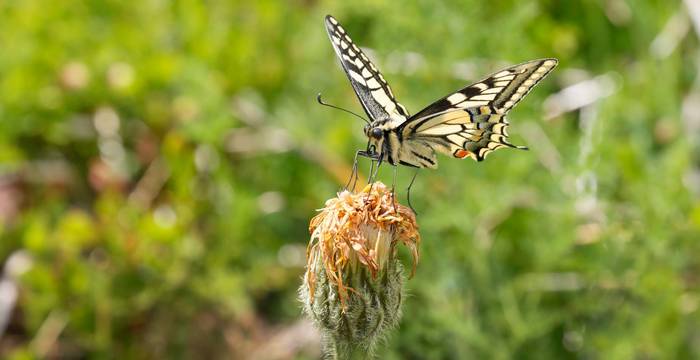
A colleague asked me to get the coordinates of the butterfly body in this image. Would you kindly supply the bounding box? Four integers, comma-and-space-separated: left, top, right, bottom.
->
325, 15, 557, 168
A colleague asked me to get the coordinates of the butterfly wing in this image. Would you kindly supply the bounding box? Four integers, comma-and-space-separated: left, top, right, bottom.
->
399, 58, 557, 163
324, 15, 408, 124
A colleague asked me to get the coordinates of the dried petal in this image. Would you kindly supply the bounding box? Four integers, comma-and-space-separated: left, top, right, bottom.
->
302, 182, 420, 309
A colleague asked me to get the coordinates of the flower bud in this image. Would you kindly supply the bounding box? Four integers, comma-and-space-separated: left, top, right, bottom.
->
299, 182, 420, 357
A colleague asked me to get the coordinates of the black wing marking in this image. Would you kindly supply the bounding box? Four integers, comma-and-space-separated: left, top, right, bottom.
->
325, 15, 408, 123
399, 59, 557, 162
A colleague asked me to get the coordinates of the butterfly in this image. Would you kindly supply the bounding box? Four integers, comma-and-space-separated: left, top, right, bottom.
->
323, 14, 557, 170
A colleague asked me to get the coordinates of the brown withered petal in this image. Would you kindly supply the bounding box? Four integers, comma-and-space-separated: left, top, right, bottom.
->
304, 182, 420, 310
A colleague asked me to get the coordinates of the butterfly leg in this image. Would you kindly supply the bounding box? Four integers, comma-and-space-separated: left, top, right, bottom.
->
365, 153, 384, 202
366, 141, 383, 185
345, 150, 362, 192
344, 149, 381, 193
391, 165, 398, 213
406, 168, 419, 215
372, 154, 383, 183
367, 159, 376, 184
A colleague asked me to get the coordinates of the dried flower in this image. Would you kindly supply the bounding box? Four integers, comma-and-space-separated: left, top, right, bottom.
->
299, 182, 420, 358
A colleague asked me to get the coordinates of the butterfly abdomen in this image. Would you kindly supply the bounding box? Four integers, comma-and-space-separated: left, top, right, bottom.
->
393, 138, 438, 169
385, 131, 437, 168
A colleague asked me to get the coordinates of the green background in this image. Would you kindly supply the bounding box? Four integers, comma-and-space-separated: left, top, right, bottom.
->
1, 0, 698, 358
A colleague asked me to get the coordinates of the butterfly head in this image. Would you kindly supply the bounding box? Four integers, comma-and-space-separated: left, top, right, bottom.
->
365, 125, 384, 140
363, 123, 387, 156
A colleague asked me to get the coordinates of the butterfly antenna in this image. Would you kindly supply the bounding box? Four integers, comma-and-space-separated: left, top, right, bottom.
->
317, 93, 370, 124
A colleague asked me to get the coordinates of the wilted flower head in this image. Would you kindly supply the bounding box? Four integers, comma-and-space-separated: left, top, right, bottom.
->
299, 182, 420, 357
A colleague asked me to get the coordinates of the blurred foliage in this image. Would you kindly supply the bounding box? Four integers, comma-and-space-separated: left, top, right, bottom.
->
0, 0, 699, 358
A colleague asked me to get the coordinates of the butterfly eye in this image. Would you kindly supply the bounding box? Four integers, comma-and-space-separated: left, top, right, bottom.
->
371, 128, 383, 139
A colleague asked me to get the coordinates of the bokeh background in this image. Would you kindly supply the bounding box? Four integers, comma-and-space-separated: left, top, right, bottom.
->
1, 0, 699, 358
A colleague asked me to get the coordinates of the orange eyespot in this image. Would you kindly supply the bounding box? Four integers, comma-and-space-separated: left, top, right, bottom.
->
454, 149, 471, 159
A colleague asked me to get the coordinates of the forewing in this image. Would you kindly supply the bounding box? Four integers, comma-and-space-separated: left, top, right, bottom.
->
400, 59, 557, 161
325, 15, 408, 123
410, 59, 557, 120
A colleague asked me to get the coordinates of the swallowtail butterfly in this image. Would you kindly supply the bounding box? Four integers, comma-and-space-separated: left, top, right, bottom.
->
324, 15, 557, 168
